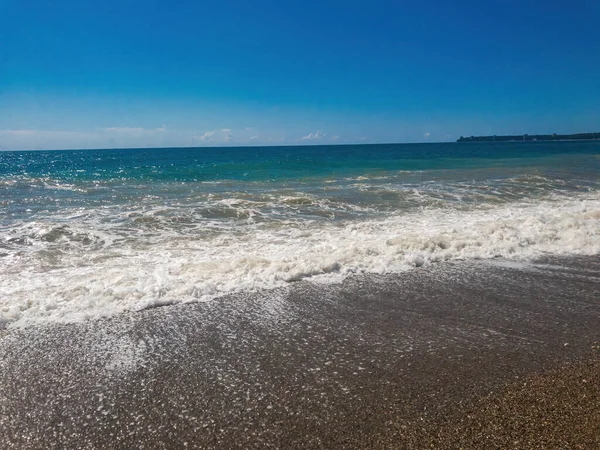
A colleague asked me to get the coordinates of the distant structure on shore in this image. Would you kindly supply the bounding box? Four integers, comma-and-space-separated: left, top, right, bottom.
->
457, 132, 600, 142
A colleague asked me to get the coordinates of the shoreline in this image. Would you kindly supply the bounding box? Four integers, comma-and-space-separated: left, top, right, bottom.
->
1, 256, 599, 448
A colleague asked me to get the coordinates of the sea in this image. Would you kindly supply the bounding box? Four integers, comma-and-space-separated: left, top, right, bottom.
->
1, 141, 599, 327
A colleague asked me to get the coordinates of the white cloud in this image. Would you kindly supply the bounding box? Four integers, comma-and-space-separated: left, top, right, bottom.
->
0, 125, 325, 150
198, 131, 216, 141
0, 127, 170, 151
331, 135, 340, 141
192, 129, 235, 145
102, 126, 166, 134
103, 127, 145, 133
301, 130, 327, 141
0, 129, 85, 137
424, 132, 431, 138
0, 129, 98, 150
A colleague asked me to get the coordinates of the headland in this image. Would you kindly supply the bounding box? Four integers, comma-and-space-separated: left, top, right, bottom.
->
457, 132, 600, 142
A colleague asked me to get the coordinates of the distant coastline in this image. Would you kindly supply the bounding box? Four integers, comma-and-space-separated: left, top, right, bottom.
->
457, 132, 600, 142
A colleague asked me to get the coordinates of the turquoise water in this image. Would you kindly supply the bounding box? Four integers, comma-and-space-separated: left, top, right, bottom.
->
3, 141, 600, 184
2, 141, 599, 218
1, 141, 600, 326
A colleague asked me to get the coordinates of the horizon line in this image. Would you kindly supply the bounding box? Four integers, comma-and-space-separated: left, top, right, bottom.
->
0, 140, 455, 152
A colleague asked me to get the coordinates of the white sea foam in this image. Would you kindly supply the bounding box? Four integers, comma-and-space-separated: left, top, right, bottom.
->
1, 192, 599, 327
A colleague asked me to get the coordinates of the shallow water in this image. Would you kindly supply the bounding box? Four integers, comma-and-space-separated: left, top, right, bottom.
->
1, 141, 599, 325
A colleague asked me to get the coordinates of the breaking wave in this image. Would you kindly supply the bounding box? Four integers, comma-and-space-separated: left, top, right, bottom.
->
1, 190, 599, 327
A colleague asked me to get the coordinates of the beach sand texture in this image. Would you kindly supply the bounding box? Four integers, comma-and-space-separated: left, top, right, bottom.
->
1, 256, 599, 448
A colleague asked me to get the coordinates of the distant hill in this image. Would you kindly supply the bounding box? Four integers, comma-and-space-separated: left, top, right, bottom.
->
457, 132, 600, 142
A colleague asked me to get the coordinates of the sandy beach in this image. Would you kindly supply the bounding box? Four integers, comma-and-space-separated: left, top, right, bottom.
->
1, 255, 599, 449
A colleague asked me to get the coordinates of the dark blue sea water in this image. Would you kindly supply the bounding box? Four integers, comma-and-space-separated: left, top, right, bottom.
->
1, 141, 600, 326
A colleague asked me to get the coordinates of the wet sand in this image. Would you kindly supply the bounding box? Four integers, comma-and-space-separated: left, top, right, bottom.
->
1, 256, 599, 448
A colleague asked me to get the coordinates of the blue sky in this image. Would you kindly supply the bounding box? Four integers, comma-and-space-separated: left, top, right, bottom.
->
1, 0, 599, 150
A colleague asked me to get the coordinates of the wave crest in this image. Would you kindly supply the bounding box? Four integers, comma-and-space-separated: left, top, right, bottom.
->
1, 192, 599, 327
